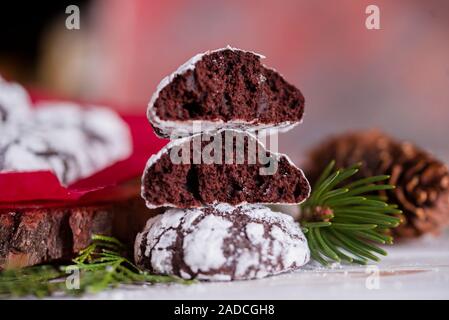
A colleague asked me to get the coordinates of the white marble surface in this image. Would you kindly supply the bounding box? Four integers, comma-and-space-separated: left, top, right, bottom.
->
83, 231, 449, 300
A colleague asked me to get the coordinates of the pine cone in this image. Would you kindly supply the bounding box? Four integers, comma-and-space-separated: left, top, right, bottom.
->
305, 129, 449, 238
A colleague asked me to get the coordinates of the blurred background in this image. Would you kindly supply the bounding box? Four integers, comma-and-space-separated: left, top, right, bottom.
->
1, 0, 448, 163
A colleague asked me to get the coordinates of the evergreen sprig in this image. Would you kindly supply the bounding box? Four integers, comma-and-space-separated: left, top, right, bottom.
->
300, 161, 402, 266
0, 265, 64, 298
0, 234, 193, 298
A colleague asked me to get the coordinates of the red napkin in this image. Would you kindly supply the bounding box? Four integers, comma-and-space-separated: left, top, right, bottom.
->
0, 96, 168, 208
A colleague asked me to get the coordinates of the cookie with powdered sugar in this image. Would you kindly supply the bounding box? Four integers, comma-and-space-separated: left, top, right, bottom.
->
148, 46, 305, 138
0, 105, 132, 185
141, 129, 310, 209
0, 77, 32, 126
34, 102, 132, 173
135, 203, 310, 281
0, 79, 132, 185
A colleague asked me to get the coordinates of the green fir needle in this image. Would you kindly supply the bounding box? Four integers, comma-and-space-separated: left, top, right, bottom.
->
0, 235, 193, 298
300, 161, 400, 266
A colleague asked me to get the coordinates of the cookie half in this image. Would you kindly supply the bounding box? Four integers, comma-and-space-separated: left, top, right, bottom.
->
148, 46, 305, 138
141, 129, 310, 208
135, 203, 310, 281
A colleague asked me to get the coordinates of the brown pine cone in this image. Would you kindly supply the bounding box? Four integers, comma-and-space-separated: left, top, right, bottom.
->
305, 129, 449, 238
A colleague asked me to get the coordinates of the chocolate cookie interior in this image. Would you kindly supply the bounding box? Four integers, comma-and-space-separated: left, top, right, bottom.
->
142, 131, 310, 208
153, 48, 305, 125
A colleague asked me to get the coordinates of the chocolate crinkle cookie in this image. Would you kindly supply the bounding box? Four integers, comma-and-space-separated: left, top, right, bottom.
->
0, 77, 32, 125
141, 129, 310, 208
135, 203, 310, 281
148, 46, 305, 138
0, 78, 132, 185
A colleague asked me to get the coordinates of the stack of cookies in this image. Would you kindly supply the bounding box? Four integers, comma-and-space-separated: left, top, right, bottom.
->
135, 47, 311, 281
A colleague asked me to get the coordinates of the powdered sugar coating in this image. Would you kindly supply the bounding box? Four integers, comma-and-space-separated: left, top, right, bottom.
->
135, 203, 310, 281
0, 77, 32, 126
147, 46, 301, 138
34, 102, 132, 174
0, 79, 132, 185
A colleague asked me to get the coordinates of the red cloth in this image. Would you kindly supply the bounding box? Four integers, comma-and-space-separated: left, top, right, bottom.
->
0, 103, 167, 208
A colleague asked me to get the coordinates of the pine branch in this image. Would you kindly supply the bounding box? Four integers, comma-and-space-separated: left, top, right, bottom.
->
0, 265, 64, 298
0, 235, 194, 298
300, 160, 401, 266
